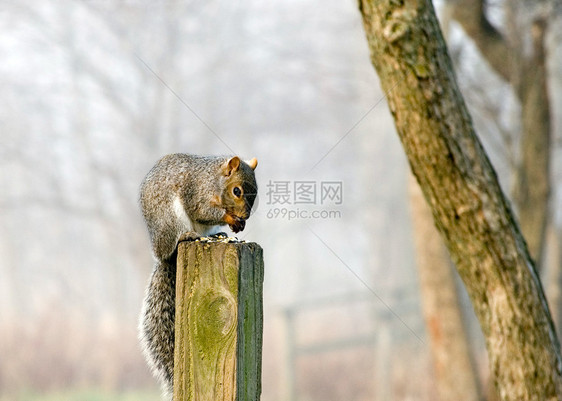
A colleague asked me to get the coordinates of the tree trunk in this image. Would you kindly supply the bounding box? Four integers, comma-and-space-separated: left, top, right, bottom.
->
357, 1, 562, 400
546, 225, 562, 334
512, 18, 551, 270
409, 174, 481, 401
450, 0, 551, 270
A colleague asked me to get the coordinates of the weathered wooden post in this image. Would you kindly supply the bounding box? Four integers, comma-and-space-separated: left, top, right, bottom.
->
174, 238, 264, 401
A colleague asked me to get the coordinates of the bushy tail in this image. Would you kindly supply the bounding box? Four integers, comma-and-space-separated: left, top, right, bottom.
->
139, 257, 176, 400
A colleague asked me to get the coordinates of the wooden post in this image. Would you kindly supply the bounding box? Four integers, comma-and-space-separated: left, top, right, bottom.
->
174, 239, 264, 401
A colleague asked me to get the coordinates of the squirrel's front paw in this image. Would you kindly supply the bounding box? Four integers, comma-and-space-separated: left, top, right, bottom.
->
230, 218, 245, 233
179, 231, 201, 242
223, 214, 246, 233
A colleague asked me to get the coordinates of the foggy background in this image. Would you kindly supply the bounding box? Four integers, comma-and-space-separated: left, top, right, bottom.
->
1, 0, 561, 400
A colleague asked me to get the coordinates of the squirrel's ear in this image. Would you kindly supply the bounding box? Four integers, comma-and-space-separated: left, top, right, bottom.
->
222, 156, 241, 176
245, 157, 258, 170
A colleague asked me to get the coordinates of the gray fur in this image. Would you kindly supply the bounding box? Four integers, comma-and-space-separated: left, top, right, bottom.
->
138, 153, 257, 400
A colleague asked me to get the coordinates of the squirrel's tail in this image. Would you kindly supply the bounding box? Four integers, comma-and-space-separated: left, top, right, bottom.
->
139, 258, 176, 400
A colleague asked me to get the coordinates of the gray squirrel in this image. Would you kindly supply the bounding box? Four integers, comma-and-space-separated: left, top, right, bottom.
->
138, 153, 258, 399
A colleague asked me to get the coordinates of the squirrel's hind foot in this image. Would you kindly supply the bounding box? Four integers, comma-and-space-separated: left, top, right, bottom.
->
178, 231, 201, 242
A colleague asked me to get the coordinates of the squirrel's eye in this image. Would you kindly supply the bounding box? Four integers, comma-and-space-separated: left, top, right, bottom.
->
233, 186, 242, 198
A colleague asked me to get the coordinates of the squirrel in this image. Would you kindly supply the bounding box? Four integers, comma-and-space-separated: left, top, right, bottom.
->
138, 153, 258, 399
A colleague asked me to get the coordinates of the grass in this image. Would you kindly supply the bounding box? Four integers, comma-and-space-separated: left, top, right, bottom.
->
0, 389, 161, 401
